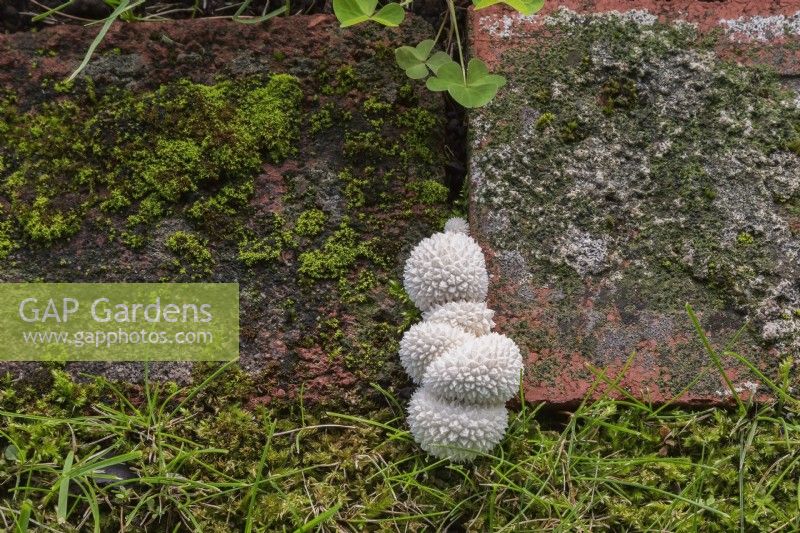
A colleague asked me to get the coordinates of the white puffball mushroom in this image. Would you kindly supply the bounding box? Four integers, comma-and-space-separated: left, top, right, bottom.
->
407, 387, 508, 462
399, 322, 475, 384
422, 333, 523, 405
444, 217, 470, 235
403, 232, 488, 311
423, 301, 496, 337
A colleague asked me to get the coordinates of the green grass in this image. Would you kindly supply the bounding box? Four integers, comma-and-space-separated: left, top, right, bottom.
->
1, 350, 799, 531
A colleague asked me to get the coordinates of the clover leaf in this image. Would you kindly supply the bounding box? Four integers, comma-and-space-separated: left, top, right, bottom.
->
425, 58, 506, 108
333, 0, 405, 28
395, 41, 454, 80
426, 51, 452, 74
395, 40, 436, 79
472, 0, 544, 16
371, 3, 405, 25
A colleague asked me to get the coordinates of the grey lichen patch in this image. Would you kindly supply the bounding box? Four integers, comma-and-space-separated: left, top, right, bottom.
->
556, 226, 610, 277
472, 9, 800, 372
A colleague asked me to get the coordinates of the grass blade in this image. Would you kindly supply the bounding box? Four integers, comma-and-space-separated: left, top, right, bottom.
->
724, 350, 798, 406
245, 418, 276, 533
14, 500, 32, 533
56, 451, 74, 524
295, 502, 342, 532
67, 0, 146, 81
234, 5, 288, 24
31, 0, 75, 22
686, 303, 744, 414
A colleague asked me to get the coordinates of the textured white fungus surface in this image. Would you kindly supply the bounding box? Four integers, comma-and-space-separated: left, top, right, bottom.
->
423, 301, 496, 337
403, 232, 488, 311
399, 322, 475, 384
407, 387, 508, 462
423, 333, 523, 405
444, 217, 470, 235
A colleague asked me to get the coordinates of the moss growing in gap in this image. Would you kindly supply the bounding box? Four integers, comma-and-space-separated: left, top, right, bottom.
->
412, 179, 449, 205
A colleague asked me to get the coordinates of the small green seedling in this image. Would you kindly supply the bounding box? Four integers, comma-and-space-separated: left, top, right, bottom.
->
333, 0, 545, 108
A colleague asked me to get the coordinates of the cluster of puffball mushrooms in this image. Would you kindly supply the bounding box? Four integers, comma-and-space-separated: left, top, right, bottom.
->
400, 217, 523, 462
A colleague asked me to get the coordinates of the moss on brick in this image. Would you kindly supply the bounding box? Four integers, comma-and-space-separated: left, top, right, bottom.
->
294, 209, 326, 237
165, 230, 214, 279
0, 15, 452, 405
298, 224, 375, 282
0, 74, 302, 250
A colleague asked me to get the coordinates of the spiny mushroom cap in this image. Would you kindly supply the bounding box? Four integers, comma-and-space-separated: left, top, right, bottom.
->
423, 301, 496, 337
403, 232, 488, 312
423, 333, 523, 405
444, 217, 470, 235
407, 387, 508, 462
399, 322, 475, 384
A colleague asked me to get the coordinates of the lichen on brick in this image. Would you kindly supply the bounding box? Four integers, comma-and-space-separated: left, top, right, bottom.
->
471, 8, 800, 397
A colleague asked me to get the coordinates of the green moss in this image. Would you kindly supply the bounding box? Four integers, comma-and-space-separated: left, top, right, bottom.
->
600, 77, 638, 115
737, 231, 755, 246
559, 118, 584, 143
0, 39, 451, 415
295, 208, 326, 237
0, 74, 302, 250
165, 230, 214, 278
53, 79, 74, 94
338, 168, 368, 209
237, 214, 297, 266
320, 65, 359, 96
0, 217, 16, 259
237, 74, 303, 163
238, 237, 281, 266
342, 101, 440, 169
20, 196, 81, 243
363, 96, 393, 116
395, 107, 440, 165
125, 195, 165, 230
187, 181, 254, 228
411, 179, 449, 205
344, 130, 397, 161
309, 103, 335, 134
298, 224, 374, 281
536, 112, 556, 129
100, 188, 131, 212
137, 138, 209, 202
338, 268, 377, 304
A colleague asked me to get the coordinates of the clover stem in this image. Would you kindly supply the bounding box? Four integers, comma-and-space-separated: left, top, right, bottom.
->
433, 11, 447, 47
446, 0, 466, 83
